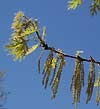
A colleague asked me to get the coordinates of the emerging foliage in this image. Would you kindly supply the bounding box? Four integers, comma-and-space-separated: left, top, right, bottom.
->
67, 0, 100, 15
11, 11, 37, 38
90, 0, 100, 15
6, 12, 41, 61
5, 38, 28, 61
67, 0, 82, 10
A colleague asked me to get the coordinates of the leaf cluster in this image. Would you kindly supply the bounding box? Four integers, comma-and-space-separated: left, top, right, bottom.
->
5, 38, 28, 61
11, 11, 37, 38
90, 0, 100, 15
67, 0, 82, 10
5, 12, 43, 61
67, 0, 100, 15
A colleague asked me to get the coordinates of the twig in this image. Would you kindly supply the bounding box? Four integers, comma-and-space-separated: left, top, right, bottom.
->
35, 31, 100, 65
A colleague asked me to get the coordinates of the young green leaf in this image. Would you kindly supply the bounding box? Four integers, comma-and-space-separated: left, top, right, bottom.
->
67, 0, 82, 10
26, 44, 39, 55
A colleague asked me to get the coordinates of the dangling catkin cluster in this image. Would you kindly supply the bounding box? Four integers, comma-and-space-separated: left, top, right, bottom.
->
94, 69, 100, 105
38, 50, 44, 74
50, 57, 59, 86
39, 49, 65, 98
86, 58, 95, 104
70, 57, 84, 104
51, 54, 66, 99
96, 77, 100, 105
42, 50, 54, 88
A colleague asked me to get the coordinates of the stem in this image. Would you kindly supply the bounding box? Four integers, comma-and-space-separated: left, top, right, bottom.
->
35, 31, 100, 65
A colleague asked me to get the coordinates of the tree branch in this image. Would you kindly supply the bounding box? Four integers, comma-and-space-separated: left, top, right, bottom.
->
35, 31, 100, 65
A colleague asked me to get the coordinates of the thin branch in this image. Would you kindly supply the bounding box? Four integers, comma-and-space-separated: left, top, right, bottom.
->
35, 31, 100, 65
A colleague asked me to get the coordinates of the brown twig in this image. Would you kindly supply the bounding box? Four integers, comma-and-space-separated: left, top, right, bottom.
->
35, 31, 100, 65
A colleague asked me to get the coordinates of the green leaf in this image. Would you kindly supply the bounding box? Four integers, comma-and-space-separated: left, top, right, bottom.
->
26, 44, 39, 55
68, 0, 82, 10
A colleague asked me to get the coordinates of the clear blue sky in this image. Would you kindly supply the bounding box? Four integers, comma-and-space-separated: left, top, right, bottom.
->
0, 0, 100, 109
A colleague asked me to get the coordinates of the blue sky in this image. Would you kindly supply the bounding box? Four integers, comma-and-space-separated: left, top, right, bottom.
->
0, 0, 100, 109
